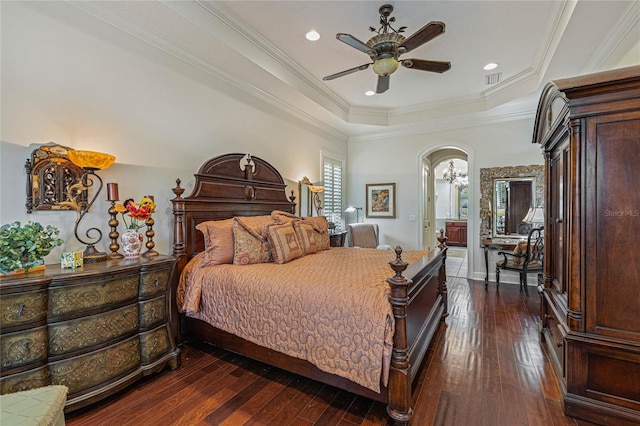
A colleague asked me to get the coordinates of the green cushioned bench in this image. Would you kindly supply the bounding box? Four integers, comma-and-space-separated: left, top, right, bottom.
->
0, 385, 68, 426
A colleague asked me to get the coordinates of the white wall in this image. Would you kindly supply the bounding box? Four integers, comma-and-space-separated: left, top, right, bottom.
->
3, 2, 633, 284
0, 2, 346, 264
347, 118, 544, 282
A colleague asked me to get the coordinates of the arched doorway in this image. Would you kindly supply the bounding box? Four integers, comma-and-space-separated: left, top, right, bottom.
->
419, 145, 472, 278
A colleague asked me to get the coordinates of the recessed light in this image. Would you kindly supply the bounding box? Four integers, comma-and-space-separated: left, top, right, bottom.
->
483, 62, 499, 71
306, 30, 320, 41
365, 90, 375, 96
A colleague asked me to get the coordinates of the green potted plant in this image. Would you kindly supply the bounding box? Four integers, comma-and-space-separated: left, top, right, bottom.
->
0, 221, 63, 276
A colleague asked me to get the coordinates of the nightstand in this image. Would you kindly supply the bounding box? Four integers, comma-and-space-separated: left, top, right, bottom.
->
329, 231, 347, 247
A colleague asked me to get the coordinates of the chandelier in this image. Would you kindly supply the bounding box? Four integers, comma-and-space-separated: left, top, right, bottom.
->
442, 160, 468, 187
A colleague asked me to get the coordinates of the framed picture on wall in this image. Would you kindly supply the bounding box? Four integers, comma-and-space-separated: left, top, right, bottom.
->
366, 183, 396, 218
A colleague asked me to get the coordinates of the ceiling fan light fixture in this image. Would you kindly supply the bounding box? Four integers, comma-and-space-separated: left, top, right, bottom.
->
373, 57, 399, 76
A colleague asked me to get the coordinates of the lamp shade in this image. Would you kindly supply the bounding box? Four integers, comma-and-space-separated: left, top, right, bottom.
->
523, 206, 544, 225
308, 185, 325, 193
530, 206, 545, 224
522, 207, 535, 223
68, 150, 115, 170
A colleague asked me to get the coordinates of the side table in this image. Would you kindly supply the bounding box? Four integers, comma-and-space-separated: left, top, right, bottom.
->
329, 231, 347, 247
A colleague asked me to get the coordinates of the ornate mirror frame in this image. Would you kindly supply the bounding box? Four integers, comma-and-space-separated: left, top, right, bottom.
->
479, 165, 544, 238
25, 143, 85, 213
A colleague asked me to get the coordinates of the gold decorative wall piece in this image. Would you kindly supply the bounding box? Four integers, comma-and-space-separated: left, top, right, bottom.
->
25, 143, 85, 213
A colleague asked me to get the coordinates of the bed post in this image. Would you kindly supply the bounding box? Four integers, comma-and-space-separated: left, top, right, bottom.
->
437, 229, 449, 318
386, 246, 413, 425
171, 179, 187, 271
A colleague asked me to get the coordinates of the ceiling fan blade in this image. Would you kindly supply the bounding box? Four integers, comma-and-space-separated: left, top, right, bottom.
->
401, 59, 451, 73
337, 33, 375, 55
400, 21, 445, 54
323, 63, 371, 81
376, 75, 390, 94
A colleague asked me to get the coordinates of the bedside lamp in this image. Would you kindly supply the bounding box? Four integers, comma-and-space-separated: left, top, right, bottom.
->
63, 149, 116, 263
308, 185, 324, 216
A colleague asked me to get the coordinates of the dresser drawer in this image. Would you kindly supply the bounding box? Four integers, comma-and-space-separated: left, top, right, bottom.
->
549, 322, 565, 369
139, 269, 170, 299
542, 300, 568, 381
48, 305, 139, 356
49, 336, 140, 395
0, 290, 47, 330
0, 365, 49, 394
139, 296, 166, 330
140, 325, 170, 365
1, 326, 48, 371
48, 274, 139, 318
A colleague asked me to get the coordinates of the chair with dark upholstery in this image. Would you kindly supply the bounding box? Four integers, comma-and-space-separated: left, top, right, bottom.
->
347, 223, 379, 248
495, 226, 544, 296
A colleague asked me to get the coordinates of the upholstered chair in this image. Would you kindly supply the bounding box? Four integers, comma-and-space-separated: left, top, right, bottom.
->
348, 223, 379, 248
347, 223, 393, 250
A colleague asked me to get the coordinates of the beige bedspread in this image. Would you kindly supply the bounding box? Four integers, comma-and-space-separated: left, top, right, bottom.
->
177, 247, 428, 392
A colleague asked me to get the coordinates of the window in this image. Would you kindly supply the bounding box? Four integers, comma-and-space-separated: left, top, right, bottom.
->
322, 154, 344, 231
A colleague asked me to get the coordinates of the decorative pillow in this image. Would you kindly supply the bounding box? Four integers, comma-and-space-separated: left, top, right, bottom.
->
267, 223, 303, 264
271, 210, 300, 223
512, 241, 528, 265
232, 216, 274, 265
303, 216, 330, 251
293, 220, 318, 255
195, 219, 234, 267
235, 215, 275, 238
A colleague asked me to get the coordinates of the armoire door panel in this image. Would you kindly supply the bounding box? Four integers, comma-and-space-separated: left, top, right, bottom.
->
586, 115, 640, 339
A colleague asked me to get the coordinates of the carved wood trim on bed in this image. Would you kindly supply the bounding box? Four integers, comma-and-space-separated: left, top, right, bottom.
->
170, 153, 447, 426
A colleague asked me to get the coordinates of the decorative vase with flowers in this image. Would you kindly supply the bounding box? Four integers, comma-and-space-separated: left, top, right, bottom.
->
115, 197, 156, 258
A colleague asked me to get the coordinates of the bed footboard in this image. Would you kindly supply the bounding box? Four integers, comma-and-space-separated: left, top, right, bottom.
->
386, 246, 447, 425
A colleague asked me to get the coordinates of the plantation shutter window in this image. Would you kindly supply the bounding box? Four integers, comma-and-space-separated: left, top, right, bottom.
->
322, 155, 344, 231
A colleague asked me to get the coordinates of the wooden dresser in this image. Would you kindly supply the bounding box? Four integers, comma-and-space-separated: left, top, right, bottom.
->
533, 66, 640, 425
0, 255, 180, 411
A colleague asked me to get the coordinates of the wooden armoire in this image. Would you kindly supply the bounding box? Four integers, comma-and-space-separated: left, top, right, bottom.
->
533, 65, 640, 425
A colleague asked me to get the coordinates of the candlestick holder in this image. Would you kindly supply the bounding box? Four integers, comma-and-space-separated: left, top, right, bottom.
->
107, 201, 124, 259
142, 216, 159, 257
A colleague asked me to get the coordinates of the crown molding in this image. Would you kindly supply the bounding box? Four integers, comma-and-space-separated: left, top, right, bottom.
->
191, 1, 351, 116
584, 0, 640, 71
67, 1, 349, 142
62, 0, 628, 139
349, 107, 536, 144
68, 0, 566, 133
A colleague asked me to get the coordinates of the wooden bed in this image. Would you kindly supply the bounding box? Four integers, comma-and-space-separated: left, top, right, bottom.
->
169, 153, 448, 425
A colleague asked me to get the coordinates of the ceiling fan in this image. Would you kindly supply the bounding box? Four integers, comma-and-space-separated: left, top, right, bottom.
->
323, 4, 451, 94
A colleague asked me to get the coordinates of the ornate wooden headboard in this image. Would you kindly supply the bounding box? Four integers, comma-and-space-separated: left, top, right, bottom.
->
171, 153, 296, 270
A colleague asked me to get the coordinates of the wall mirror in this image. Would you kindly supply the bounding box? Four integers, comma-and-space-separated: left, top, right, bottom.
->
479, 165, 544, 239
298, 176, 312, 217
458, 186, 469, 219
25, 143, 85, 213
493, 178, 534, 235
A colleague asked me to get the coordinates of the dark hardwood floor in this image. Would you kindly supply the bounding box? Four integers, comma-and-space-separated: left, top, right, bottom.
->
66, 276, 597, 426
